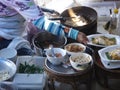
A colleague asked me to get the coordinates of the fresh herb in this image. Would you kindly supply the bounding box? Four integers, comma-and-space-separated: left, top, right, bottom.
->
109, 38, 116, 43
105, 52, 112, 60
18, 62, 44, 74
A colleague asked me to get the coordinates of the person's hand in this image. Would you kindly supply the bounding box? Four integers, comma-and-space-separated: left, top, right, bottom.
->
76, 32, 88, 44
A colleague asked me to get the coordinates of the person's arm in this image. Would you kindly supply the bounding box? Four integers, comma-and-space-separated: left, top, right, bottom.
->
32, 16, 79, 40
1, 0, 88, 44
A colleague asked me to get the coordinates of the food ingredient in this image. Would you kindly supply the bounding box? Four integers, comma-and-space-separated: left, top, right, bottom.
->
71, 55, 90, 64
65, 44, 85, 52
18, 62, 44, 74
0, 70, 10, 82
92, 36, 116, 46
49, 53, 62, 57
106, 47, 120, 60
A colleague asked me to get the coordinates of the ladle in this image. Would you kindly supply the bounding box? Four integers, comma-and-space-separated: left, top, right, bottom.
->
48, 16, 78, 21
49, 45, 56, 57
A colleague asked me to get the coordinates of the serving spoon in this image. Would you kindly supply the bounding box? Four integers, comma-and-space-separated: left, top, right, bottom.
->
49, 44, 56, 57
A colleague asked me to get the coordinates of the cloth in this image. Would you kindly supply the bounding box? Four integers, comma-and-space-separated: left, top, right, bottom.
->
7, 37, 34, 55
0, 14, 26, 39
0, 37, 33, 55
0, 39, 12, 50
7, 37, 31, 50
0, 0, 79, 40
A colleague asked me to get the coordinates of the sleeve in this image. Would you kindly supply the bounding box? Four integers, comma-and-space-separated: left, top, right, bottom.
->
32, 16, 79, 40
1, 0, 79, 40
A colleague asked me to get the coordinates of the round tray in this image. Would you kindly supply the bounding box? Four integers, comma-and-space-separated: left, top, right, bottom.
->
44, 47, 94, 75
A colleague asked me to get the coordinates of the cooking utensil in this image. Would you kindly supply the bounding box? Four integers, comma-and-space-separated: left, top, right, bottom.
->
49, 44, 56, 57
46, 48, 67, 65
48, 6, 97, 37
32, 30, 67, 56
41, 7, 60, 15
57, 6, 97, 35
48, 16, 78, 21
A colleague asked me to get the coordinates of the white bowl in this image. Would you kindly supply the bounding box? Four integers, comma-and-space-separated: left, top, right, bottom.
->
64, 43, 86, 55
46, 48, 67, 65
69, 53, 92, 71
0, 48, 17, 62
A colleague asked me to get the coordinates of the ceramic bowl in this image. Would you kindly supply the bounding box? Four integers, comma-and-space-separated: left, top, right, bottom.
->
46, 48, 67, 65
64, 43, 86, 55
69, 53, 92, 71
0, 48, 17, 62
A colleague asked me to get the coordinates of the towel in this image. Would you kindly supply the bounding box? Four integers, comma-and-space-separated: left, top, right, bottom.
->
7, 37, 31, 50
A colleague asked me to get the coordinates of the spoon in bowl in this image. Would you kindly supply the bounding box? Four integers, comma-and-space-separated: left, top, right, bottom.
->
49, 44, 56, 57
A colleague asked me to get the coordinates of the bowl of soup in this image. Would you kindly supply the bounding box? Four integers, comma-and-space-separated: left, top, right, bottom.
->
46, 48, 67, 65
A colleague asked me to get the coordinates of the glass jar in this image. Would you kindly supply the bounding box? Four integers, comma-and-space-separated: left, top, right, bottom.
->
108, 8, 118, 35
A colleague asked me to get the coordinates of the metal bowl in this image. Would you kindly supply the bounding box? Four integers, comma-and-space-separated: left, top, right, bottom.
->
0, 58, 17, 82
60, 6, 97, 35
32, 31, 67, 56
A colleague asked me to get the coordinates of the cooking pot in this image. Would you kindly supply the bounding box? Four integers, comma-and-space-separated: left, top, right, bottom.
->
49, 6, 97, 36
49, 6, 97, 43
32, 31, 67, 56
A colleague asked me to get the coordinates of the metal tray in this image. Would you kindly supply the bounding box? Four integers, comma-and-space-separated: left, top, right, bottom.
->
44, 46, 94, 75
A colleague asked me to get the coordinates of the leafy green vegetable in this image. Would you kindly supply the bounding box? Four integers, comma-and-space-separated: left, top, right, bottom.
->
18, 61, 44, 74
105, 52, 112, 60
109, 38, 116, 43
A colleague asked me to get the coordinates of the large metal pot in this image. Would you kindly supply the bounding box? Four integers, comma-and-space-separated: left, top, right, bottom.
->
32, 31, 67, 56
49, 6, 97, 36
60, 6, 97, 35
48, 6, 97, 43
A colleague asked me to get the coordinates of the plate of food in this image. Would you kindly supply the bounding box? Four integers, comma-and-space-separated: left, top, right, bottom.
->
98, 45, 120, 69
87, 34, 120, 47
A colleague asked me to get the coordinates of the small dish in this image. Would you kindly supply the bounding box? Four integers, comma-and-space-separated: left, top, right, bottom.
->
98, 45, 120, 62
87, 34, 120, 47
98, 45, 120, 69
64, 43, 86, 55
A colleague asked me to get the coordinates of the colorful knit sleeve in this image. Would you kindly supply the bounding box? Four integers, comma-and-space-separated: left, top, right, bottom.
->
32, 16, 79, 40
